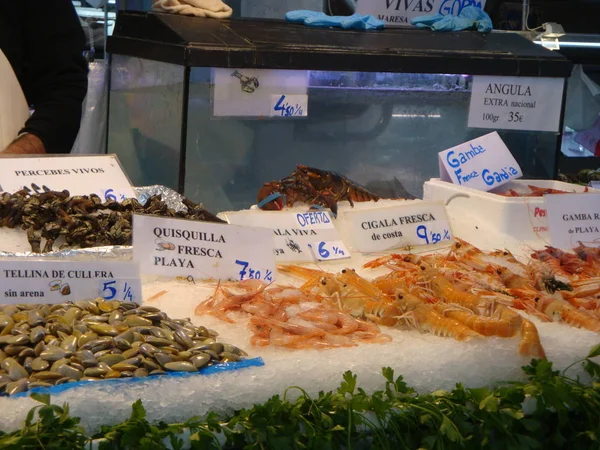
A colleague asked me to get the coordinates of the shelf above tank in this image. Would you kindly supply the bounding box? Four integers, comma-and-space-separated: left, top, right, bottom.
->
108, 11, 572, 77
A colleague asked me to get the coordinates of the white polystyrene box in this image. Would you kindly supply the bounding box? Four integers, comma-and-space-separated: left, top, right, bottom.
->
423, 178, 599, 253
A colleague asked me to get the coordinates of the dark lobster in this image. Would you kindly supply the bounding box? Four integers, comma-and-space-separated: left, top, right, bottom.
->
256, 165, 381, 216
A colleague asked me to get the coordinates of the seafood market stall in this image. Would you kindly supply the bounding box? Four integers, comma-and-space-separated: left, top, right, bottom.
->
106, 13, 572, 212
0, 170, 599, 449
2, 14, 600, 450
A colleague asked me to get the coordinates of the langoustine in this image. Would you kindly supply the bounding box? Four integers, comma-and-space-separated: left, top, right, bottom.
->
281, 262, 546, 358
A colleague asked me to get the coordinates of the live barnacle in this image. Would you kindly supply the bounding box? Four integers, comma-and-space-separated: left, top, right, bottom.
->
0, 188, 225, 253
256, 165, 382, 216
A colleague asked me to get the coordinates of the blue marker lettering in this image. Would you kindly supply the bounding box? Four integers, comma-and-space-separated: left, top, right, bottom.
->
482, 168, 495, 186
439, 0, 482, 16
296, 211, 331, 227
447, 150, 460, 168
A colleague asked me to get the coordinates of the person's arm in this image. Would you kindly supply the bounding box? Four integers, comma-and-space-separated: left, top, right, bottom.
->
3, 1, 88, 155
2, 134, 45, 155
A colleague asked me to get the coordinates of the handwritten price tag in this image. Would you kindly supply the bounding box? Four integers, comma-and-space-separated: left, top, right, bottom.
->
270, 94, 308, 117
235, 260, 274, 282
0, 260, 141, 305
222, 210, 342, 263
133, 215, 276, 281
212, 68, 308, 117
309, 240, 351, 261
415, 224, 451, 245
100, 278, 141, 302
102, 188, 128, 203
340, 201, 454, 252
438, 132, 522, 192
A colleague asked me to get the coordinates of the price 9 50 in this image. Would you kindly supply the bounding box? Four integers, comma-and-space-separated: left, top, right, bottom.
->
416, 225, 451, 246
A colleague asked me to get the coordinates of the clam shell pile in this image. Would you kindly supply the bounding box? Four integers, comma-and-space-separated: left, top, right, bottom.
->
0, 299, 248, 396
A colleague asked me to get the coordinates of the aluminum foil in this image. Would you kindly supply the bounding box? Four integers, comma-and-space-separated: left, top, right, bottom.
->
0, 246, 132, 261
134, 185, 187, 212
0, 185, 187, 260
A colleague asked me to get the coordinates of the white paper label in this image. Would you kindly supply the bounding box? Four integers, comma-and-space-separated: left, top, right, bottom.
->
133, 215, 276, 282
270, 94, 308, 117
438, 131, 522, 192
309, 240, 350, 261
356, 0, 487, 26
222, 210, 344, 262
546, 193, 600, 249
0, 260, 141, 305
0, 154, 136, 202
342, 202, 452, 252
468, 75, 564, 132
213, 68, 308, 117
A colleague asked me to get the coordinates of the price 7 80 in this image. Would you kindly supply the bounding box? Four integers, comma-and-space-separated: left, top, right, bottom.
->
235, 260, 273, 283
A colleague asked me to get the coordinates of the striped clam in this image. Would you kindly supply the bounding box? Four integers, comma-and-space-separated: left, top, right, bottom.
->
0, 299, 248, 396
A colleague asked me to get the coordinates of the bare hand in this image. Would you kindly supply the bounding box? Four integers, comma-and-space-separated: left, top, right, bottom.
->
1, 134, 46, 155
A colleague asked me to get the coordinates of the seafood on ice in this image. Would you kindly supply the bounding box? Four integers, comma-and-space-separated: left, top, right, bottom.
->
364, 238, 600, 352
0, 298, 248, 396
281, 261, 545, 358
195, 237, 600, 356
194, 279, 391, 350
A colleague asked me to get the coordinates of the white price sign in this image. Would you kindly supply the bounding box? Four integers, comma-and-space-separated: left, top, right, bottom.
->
133, 214, 276, 282
213, 68, 308, 117
0, 154, 136, 202
438, 131, 522, 192
309, 240, 350, 261
468, 75, 564, 132
270, 94, 308, 117
0, 260, 141, 305
341, 201, 453, 252
221, 210, 345, 262
356, 0, 487, 26
546, 193, 600, 250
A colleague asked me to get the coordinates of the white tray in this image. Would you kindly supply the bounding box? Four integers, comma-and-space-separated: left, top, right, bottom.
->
423, 178, 597, 254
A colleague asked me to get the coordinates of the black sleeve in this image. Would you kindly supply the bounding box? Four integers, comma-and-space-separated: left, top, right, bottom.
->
19, 0, 89, 154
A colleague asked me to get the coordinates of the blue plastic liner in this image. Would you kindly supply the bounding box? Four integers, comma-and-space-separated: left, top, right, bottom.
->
10, 357, 265, 399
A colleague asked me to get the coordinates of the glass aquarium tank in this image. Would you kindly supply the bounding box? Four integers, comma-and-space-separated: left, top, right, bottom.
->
107, 12, 572, 212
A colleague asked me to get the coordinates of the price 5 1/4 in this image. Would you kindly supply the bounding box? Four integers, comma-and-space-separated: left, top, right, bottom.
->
416, 225, 451, 245
101, 280, 134, 301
